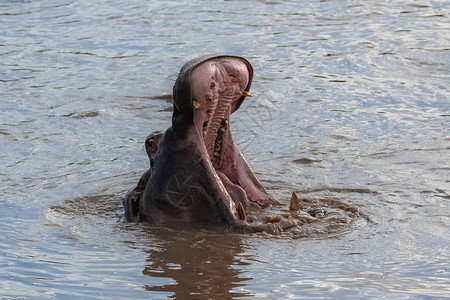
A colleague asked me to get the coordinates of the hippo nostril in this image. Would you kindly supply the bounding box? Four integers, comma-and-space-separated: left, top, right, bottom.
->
203, 122, 208, 127
150, 158, 154, 169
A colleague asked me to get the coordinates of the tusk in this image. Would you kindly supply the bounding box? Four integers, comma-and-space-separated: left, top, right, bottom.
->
289, 191, 301, 211
237, 202, 247, 221
193, 100, 200, 109
241, 91, 253, 98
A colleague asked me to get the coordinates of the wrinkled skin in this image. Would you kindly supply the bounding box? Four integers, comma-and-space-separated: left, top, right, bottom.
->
124, 55, 298, 233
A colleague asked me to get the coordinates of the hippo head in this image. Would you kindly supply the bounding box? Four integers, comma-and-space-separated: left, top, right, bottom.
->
125, 55, 284, 230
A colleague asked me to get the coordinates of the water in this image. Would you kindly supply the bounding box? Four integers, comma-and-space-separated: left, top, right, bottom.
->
1, 0, 449, 298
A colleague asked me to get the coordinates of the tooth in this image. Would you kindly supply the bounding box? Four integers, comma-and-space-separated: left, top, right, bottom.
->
241, 91, 253, 97
193, 100, 200, 109
289, 191, 301, 211
265, 216, 281, 223
237, 203, 246, 221
282, 213, 290, 219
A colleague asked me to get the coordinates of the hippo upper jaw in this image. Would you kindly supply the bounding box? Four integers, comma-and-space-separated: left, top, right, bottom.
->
170, 55, 279, 218
190, 58, 249, 170
187, 56, 278, 209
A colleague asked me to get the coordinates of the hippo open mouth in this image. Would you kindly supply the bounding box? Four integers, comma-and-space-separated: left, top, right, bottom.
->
124, 55, 296, 231
183, 56, 279, 207
190, 57, 251, 171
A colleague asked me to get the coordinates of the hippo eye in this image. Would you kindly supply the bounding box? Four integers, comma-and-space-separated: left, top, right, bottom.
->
147, 139, 154, 147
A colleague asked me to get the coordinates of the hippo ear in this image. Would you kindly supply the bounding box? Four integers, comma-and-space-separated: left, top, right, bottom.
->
230, 57, 254, 114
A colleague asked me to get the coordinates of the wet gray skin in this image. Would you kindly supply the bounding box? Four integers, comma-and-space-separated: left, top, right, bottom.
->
124, 55, 298, 233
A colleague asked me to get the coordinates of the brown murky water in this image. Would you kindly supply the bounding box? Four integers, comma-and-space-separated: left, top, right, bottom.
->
1, 0, 449, 298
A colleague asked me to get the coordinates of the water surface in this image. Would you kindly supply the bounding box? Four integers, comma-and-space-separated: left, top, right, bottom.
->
1, 0, 449, 298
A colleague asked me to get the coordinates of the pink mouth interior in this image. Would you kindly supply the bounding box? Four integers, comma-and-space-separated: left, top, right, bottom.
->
190, 57, 249, 169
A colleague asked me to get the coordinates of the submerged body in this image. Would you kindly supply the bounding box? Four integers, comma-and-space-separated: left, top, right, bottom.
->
124, 55, 296, 231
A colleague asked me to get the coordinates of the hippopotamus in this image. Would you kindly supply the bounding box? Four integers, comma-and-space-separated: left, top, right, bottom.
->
124, 55, 299, 232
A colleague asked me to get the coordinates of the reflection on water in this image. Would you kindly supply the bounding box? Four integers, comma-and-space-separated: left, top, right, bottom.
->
142, 229, 250, 298
1, 0, 449, 298
46, 194, 253, 298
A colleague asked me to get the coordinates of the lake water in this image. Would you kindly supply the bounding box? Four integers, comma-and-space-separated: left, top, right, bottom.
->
1, 0, 449, 298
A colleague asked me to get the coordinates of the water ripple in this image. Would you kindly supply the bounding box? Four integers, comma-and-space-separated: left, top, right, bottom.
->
0, 0, 449, 298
